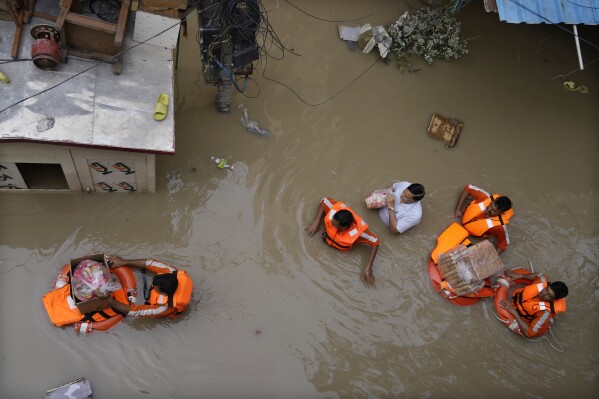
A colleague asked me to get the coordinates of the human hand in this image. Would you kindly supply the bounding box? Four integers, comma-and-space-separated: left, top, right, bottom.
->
499, 299, 516, 315
105, 255, 124, 269
304, 222, 320, 236
361, 269, 375, 287
505, 270, 521, 280
385, 193, 395, 207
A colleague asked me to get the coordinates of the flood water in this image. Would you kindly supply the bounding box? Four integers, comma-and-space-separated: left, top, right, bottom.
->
1, 1, 599, 398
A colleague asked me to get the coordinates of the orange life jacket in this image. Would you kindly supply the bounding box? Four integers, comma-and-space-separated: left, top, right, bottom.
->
430, 222, 470, 263
510, 274, 566, 336
461, 193, 513, 237
42, 284, 129, 327
148, 270, 193, 318
323, 202, 368, 251
513, 276, 567, 320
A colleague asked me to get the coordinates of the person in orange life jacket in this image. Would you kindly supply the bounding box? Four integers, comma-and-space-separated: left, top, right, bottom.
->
101, 255, 187, 317
454, 184, 513, 255
305, 197, 380, 287
499, 270, 568, 337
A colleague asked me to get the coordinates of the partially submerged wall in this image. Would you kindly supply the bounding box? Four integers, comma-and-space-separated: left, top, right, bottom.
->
0, 142, 156, 193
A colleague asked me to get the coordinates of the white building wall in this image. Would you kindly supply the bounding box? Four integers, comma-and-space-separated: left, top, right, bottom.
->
0, 142, 156, 193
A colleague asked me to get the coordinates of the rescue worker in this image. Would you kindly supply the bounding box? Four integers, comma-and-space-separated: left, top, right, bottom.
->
305, 197, 379, 287
431, 185, 513, 264
499, 270, 568, 338
103, 255, 193, 318
377, 181, 425, 234
454, 184, 513, 255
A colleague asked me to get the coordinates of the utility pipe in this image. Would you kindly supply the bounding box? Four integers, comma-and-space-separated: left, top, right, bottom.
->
573, 25, 584, 70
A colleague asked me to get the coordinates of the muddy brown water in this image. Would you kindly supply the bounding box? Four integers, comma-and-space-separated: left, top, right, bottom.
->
1, 1, 599, 398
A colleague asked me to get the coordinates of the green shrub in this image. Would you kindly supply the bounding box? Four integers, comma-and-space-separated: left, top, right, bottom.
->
388, 1, 468, 70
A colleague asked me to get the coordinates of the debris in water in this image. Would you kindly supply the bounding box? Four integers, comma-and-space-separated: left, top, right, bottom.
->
426, 113, 463, 148
45, 377, 93, 399
238, 104, 270, 137
563, 80, 589, 94
211, 157, 234, 170
255, 329, 262, 335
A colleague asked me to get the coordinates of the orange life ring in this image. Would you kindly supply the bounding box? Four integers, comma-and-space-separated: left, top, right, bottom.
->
54, 264, 71, 289
52, 264, 136, 333
493, 268, 531, 335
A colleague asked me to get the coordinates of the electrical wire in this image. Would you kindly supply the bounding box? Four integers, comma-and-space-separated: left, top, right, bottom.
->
89, 0, 121, 23
214, 58, 249, 92
238, 75, 260, 98
0, 3, 219, 115
0, 58, 33, 64
260, 48, 389, 107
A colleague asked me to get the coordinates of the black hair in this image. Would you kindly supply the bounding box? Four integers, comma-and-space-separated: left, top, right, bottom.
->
333, 209, 354, 229
153, 273, 178, 296
407, 183, 425, 201
494, 196, 512, 212
550, 281, 568, 299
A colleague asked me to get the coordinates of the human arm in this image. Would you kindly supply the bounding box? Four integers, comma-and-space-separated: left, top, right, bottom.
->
306, 198, 333, 236
127, 302, 175, 317
454, 188, 470, 220
106, 295, 131, 315
360, 244, 378, 287
504, 270, 537, 281
385, 193, 400, 234
498, 299, 534, 337
305, 205, 324, 236
93, 289, 131, 315
106, 255, 148, 270
357, 229, 379, 287
486, 225, 509, 254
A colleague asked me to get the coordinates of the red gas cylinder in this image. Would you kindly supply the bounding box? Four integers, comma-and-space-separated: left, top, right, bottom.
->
31, 38, 61, 70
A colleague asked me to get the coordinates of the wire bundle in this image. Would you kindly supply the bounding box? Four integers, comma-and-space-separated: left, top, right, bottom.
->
89, 0, 121, 24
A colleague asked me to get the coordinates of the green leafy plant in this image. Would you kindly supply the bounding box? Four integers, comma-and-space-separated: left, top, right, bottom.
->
388, 1, 468, 71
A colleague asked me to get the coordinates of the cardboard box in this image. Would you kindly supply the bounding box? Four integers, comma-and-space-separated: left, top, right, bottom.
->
69, 254, 111, 314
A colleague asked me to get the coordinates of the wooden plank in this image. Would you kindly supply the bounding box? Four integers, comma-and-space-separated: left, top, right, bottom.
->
65, 27, 118, 56
66, 13, 117, 35
142, 0, 186, 10
68, 48, 114, 62
32, 10, 57, 22
23, 0, 35, 24
483, 0, 498, 13
54, 0, 73, 29
0, 0, 20, 23
11, 9, 24, 59
138, 3, 179, 18
114, 0, 130, 47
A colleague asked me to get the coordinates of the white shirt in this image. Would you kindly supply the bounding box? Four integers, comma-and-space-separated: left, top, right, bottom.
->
378, 181, 422, 233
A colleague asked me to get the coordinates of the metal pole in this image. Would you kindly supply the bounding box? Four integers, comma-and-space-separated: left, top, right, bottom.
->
573, 25, 584, 70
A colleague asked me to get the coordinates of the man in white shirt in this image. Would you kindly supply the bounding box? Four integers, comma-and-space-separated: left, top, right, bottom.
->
378, 182, 425, 234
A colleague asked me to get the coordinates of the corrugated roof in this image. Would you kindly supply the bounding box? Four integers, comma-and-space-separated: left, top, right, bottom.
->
495, 0, 599, 24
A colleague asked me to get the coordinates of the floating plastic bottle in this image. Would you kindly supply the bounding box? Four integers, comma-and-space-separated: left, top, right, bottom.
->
210, 157, 234, 170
